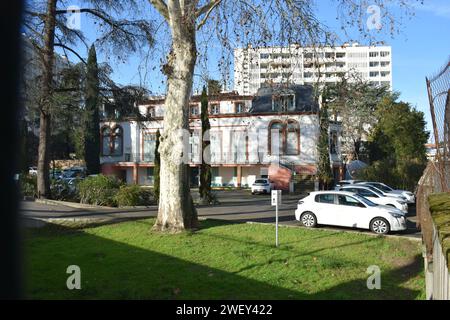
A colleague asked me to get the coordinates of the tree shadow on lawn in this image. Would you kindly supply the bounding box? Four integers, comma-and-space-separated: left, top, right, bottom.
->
24, 221, 423, 300
196, 199, 300, 209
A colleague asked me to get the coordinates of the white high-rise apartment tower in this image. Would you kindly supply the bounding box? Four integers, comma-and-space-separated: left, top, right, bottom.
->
234, 43, 392, 95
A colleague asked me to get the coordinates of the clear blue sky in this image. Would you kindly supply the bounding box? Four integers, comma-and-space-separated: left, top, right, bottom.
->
314, 0, 450, 140
57, 0, 450, 137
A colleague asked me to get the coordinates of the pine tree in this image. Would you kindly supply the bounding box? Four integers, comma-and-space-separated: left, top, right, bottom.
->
83, 45, 101, 175
317, 103, 333, 190
154, 129, 161, 203
207, 79, 221, 96
199, 86, 213, 204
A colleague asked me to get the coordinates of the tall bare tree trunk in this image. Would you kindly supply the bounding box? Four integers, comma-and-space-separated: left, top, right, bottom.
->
153, 3, 198, 232
37, 0, 57, 198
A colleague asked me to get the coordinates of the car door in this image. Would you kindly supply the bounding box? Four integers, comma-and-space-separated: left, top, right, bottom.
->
313, 193, 338, 225
336, 195, 366, 228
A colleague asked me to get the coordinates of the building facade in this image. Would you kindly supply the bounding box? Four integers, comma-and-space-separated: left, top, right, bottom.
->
99, 85, 343, 191
234, 43, 392, 95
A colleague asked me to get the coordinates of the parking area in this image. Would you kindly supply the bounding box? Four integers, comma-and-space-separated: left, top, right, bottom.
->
20, 189, 421, 238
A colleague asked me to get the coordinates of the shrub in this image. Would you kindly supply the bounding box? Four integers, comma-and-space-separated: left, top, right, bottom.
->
78, 174, 122, 206
358, 158, 425, 191
19, 174, 37, 198
114, 185, 154, 207
50, 178, 80, 201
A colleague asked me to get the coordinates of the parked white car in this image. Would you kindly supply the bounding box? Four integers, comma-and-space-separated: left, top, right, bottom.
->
338, 185, 408, 213
356, 183, 408, 202
357, 182, 415, 204
334, 179, 364, 190
28, 167, 38, 175
251, 178, 273, 194
295, 191, 407, 234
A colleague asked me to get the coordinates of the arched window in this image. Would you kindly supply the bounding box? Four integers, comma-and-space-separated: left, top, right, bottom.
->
101, 125, 123, 156
147, 106, 155, 118
269, 121, 284, 155
330, 131, 338, 155
101, 127, 111, 156
286, 120, 299, 155
143, 132, 157, 162
111, 126, 123, 156
268, 120, 300, 155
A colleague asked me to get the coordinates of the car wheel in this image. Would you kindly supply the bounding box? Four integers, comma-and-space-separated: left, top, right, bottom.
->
300, 212, 317, 228
370, 218, 390, 235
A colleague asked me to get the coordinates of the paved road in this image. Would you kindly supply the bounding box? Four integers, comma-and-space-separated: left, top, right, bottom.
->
20, 189, 421, 238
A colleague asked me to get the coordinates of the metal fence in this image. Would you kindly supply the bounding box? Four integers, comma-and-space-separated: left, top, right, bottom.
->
426, 58, 450, 191
418, 58, 450, 299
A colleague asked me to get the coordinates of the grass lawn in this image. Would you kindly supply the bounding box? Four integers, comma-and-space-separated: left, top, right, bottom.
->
25, 219, 425, 299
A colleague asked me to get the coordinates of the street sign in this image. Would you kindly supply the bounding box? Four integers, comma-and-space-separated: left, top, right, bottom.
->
271, 190, 282, 247
271, 190, 281, 206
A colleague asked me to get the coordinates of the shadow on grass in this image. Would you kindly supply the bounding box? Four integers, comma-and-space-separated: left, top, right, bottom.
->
22, 208, 156, 219
24, 220, 423, 300
196, 198, 300, 209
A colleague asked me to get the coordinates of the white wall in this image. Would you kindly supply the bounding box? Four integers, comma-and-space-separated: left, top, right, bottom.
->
100, 113, 320, 168
234, 45, 393, 95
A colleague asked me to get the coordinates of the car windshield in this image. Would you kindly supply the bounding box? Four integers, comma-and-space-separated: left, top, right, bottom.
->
362, 185, 383, 194
254, 180, 267, 184
353, 194, 378, 207
360, 187, 382, 197
372, 183, 393, 192
382, 184, 394, 191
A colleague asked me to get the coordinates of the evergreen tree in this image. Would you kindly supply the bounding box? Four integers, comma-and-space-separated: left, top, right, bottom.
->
325, 76, 394, 161
363, 97, 429, 190
317, 103, 333, 190
154, 129, 161, 203
199, 86, 213, 204
207, 79, 222, 96
83, 45, 101, 175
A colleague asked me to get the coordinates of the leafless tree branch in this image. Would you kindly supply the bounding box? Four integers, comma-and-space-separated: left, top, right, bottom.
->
148, 0, 169, 21
196, 0, 222, 30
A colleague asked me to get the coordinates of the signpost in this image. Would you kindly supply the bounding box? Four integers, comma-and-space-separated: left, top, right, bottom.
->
271, 190, 281, 247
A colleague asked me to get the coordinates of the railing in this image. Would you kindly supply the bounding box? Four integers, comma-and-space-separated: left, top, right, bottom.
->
418, 58, 450, 300
101, 153, 156, 163
429, 223, 449, 300
102, 151, 302, 166
426, 58, 450, 191
418, 161, 450, 300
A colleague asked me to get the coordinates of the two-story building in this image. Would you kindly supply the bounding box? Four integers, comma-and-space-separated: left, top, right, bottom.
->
99, 84, 343, 191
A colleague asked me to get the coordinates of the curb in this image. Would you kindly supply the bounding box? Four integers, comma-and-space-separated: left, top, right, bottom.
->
22, 215, 149, 229
35, 198, 117, 210
245, 221, 422, 242
35, 199, 157, 210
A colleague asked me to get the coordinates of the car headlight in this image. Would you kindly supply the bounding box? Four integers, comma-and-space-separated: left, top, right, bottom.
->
396, 200, 406, 205
389, 212, 404, 218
